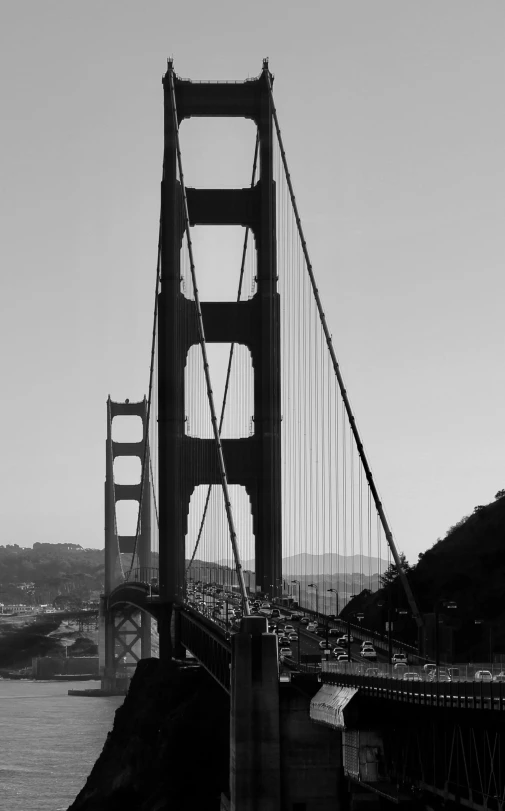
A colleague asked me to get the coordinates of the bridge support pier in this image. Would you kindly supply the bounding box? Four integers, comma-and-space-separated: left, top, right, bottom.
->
229, 615, 280, 811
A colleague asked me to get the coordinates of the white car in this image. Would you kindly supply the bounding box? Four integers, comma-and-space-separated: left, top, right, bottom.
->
288, 633, 298, 641
474, 670, 493, 682
392, 653, 408, 664
279, 647, 292, 657
307, 622, 317, 632
337, 654, 351, 662
403, 672, 422, 681
361, 648, 376, 659
283, 625, 295, 634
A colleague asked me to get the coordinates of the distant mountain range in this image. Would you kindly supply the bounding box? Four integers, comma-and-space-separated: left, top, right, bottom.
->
217, 552, 388, 576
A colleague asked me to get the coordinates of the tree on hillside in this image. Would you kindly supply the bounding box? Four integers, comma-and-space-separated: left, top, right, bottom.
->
379, 553, 411, 588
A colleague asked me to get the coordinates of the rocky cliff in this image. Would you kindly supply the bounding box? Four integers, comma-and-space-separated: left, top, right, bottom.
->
68, 658, 230, 811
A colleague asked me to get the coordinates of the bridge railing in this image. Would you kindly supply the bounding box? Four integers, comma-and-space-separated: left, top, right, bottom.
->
124, 567, 159, 589
322, 660, 505, 683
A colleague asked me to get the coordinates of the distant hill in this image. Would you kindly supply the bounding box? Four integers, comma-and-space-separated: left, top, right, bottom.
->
217, 552, 388, 576
0, 543, 104, 605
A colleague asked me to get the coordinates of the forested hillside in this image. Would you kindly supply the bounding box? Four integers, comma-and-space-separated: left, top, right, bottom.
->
0, 543, 104, 605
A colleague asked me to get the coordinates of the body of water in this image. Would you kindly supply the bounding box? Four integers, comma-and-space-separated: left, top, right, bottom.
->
0, 679, 123, 811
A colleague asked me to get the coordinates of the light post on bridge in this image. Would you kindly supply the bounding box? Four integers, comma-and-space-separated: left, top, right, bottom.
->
347, 611, 364, 662
327, 588, 339, 618
434, 599, 457, 678
291, 580, 301, 611
307, 583, 319, 621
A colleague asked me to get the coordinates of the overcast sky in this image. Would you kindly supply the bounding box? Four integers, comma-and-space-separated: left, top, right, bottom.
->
1, 1, 504, 566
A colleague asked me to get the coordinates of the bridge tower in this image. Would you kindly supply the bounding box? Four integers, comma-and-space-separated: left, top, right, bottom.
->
100, 396, 151, 690
158, 62, 282, 649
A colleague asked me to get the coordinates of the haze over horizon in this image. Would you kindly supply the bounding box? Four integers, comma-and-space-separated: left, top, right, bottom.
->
1, 2, 504, 567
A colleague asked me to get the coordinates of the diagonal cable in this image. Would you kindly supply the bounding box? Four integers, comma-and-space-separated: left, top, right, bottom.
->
167, 64, 250, 614
265, 64, 422, 628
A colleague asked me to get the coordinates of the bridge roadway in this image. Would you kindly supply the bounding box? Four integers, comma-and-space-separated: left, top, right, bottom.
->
108, 577, 504, 708
107, 577, 505, 810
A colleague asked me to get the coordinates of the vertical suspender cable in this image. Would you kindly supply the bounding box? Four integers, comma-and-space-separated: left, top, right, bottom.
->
266, 72, 422, 629
167, 67, 250, 614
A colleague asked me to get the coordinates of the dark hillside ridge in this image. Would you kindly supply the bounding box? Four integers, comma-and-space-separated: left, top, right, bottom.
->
341, 493, 505, 659
411, 493, 505, 618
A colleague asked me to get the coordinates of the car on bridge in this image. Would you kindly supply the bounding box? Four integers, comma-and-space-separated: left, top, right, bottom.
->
392, 652, 408, 664
333, 647, 346, 657
493, 672, 505, 682
360, 648, 376, 659
336, 654, 351, 662
318, 640, 332, 649
288, 633, 298, 642
307, 622, 318, 632
283, 625, 295, 634
403, 672, 422, 681
474, 670, 493, 682
280, 635, 291, 645
280, 647, 292, 657
427, 669, 451, 682
299, 617, 309, 625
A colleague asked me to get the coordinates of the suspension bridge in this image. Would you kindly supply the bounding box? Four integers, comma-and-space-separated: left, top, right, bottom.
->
97, 61, 504, 811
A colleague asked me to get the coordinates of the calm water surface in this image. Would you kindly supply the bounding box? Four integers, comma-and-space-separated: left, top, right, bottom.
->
0, 679, 124, 811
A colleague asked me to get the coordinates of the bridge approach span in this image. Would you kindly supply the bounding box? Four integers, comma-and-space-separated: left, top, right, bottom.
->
107, 580, 232, 692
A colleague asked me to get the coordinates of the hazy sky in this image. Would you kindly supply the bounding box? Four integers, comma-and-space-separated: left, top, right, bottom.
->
1, 2, 504, 566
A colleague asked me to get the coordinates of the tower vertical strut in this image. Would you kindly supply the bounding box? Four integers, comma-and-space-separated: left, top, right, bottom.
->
158, 62, 282, 622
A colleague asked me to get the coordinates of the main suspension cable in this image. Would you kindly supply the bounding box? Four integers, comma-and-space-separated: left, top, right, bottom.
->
167, 64, 250, 614
265, 67, 422, 628
126, 218, 162, 580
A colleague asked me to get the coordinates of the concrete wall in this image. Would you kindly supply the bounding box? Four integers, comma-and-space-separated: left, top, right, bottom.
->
32, 656, 99, 679
279, 677, 344, 810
